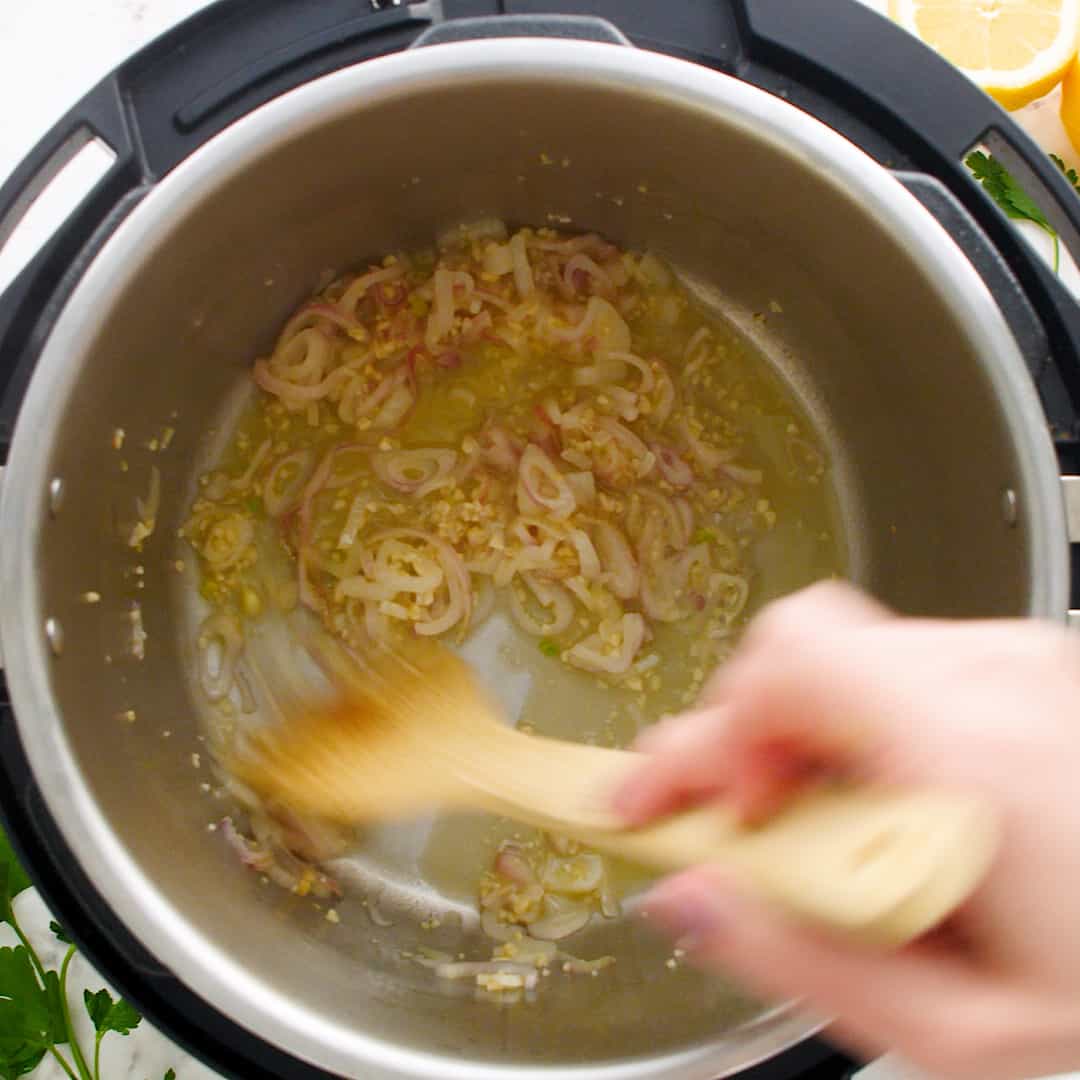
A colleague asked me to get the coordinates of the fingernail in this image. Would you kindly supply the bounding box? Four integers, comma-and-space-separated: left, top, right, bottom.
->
643, 875, 728, 943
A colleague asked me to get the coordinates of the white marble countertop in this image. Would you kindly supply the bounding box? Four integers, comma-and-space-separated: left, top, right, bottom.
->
0, 3, 1077, 1080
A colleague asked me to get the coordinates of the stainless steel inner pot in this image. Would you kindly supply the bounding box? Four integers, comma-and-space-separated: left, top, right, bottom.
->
0, 37, 1068, 1080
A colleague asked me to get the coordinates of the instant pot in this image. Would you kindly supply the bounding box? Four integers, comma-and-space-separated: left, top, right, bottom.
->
4, 2, 1080, 1079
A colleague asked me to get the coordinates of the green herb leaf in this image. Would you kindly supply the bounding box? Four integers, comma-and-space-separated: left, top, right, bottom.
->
538, 639, 559, 658
0, 1040, 46, 1080
965, 150, 1056, 236
0, 947, 52, 1077
41, 971, 67, 1048
83, 988, 140, 1037
1051, 152, 1080, 189
48, 922, 71, 946
0, 948, 48, 1036
82, 989, 111, 1032
163, 1070, 177, 1080
105, 997, 140, 1037
0, 829, 31, 930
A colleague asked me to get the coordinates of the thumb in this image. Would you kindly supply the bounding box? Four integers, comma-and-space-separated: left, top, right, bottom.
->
642, 867, 1031, 1073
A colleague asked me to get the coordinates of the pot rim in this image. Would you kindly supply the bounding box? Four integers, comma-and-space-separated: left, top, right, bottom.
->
0, 35, 1068, 1080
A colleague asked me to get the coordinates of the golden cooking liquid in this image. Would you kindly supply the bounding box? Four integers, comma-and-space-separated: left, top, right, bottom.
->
191, 235, 846, 912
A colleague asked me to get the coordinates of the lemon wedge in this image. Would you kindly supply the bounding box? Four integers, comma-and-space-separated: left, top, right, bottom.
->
1060, 54, 1080, 154
890, 0, 1080, 111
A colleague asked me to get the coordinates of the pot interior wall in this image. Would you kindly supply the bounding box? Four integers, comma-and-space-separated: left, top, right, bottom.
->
22, 64, 1036, 1071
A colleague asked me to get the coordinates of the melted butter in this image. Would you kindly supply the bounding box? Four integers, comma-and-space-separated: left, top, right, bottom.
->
196, 240, 847, 910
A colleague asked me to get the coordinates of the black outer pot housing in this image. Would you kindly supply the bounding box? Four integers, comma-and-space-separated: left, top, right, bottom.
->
2, 2, 1080, 1077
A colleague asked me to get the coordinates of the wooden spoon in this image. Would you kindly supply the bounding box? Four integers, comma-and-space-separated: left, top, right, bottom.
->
229, 636, 997, 947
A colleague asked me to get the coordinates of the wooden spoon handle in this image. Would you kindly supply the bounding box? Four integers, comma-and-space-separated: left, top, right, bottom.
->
586, 787, 997, 946
473, 729, 997, 946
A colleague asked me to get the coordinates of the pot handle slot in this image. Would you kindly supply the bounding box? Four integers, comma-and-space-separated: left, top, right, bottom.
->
891, 172, 1079, 436
0, 77, 147, 458
732, 0, 1080, 257
0, 0, 496, 457
1064, 476, 1080, 540
1061, 476, 1080, 627
731, 0, 1080, 432
410, 14, 631, 49
884, 176, 1080, 619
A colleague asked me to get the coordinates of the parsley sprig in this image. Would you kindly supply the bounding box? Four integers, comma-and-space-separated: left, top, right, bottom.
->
965, 149, 1080, 276
965, 149, 1061, 273
1051, 152, 1080, 190
0, 825, 172, 1079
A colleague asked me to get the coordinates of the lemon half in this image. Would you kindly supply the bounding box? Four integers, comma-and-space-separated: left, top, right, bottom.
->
1060, 53, 1080, 154
891, 0, 1080, 111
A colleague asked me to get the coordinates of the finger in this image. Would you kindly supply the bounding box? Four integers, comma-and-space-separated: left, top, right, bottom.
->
631, 707, 718, 756
630, 704, 717, 756
725, 744, 831, 823
641, 866, 1045, 1078
616, 585, 893, 826
697, 585, 895, 816
614, 709, 730, 825
699, 581, 890, 709
616, 712, 826, 826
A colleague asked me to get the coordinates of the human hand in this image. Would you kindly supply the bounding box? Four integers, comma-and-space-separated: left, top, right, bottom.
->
615, 582, 1080, 1080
